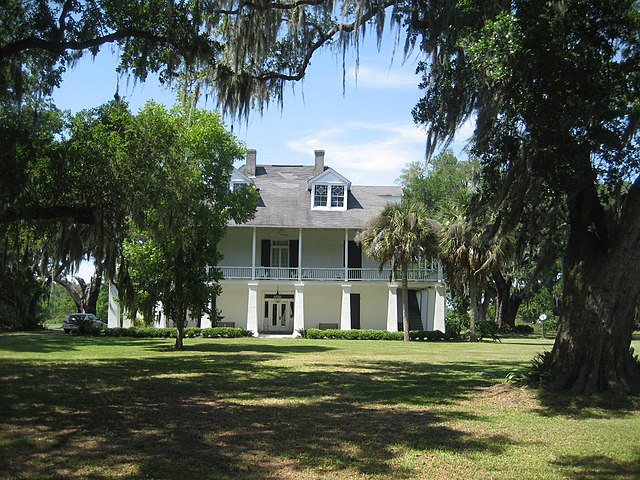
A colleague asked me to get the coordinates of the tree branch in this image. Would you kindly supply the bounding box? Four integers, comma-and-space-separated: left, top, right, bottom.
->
254, 0, 397, 81
0, 205, 97, 225
0, 29, 187, 60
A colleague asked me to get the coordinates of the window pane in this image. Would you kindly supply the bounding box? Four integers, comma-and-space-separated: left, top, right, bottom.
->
331, 185, 345, 207
314, 184, 328, 207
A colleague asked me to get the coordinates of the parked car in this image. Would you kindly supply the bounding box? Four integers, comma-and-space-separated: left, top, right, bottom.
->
62, 313, 104, 334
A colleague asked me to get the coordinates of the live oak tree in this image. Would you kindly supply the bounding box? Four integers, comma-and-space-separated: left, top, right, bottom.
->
408, 1, 640, 393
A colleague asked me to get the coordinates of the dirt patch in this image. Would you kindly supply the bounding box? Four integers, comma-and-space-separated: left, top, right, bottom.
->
472, 382, 540, 409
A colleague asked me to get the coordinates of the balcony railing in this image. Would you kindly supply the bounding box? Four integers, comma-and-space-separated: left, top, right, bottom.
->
219, 266, 441, 282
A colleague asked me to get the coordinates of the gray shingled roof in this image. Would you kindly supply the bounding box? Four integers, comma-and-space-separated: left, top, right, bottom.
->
231, 164, 402, 229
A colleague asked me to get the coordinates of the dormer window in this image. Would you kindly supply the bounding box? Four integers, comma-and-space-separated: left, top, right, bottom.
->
232, 181, 249, 191
308, 167, 351, 211
331, 185, 345, 207
312, 183, 347, 210
230, 168, 253, 192
313, 185, 328, 207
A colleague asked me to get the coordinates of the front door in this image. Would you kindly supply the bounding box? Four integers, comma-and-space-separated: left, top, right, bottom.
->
263, 294, 294, 333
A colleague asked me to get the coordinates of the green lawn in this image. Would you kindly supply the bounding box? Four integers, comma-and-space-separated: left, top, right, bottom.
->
0, 333, 638, 479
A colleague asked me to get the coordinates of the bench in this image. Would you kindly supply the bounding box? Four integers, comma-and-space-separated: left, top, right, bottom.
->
215, 321, 236, 328
318, 323, 339, 330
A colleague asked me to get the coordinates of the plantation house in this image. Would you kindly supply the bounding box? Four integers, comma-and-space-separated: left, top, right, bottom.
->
109, 150, 446, 335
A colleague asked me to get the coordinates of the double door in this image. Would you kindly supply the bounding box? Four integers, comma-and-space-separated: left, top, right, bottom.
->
263, 294, 294, 333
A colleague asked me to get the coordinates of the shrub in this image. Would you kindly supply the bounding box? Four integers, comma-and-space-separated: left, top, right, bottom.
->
445, 311, 470, 340
498, 323, 514, 333
506, 351, 553, 387
513, 324, 535, 334
201, 327, 252, 338
104, 327, 177, 338
542, 319, 558, 332
476, 321, 500, 341
409, 330, 449, 341
296, 328, 308, 338
306, 328, 404, 340
184, 327, 201, 338
305, 328, 450, 341
72, 317, 106, 336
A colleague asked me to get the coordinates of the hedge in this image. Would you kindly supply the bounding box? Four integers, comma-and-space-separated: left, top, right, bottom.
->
103, 327, 253, 338
305, 328, 449, 341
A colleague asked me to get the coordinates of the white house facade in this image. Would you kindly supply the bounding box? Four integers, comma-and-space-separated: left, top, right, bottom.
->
109, 149, 446, 335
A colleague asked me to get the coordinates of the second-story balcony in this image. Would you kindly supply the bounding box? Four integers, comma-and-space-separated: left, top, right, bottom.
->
219, 266, 442, 282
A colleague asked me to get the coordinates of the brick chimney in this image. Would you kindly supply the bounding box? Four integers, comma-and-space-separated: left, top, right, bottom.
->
245, 149, 257, 176
314, 150, 325, 175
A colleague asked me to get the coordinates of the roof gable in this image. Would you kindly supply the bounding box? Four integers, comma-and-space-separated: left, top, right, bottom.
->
231, 168, 253, 184
307, 168, 352, 190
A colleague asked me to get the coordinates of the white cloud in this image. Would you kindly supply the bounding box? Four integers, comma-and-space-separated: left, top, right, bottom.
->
286, 121, 427, 185
348, 65, 418, 89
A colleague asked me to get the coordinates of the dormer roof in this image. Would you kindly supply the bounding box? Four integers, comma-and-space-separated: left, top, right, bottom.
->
231, 168, 253, 184
307, 167, 352, 190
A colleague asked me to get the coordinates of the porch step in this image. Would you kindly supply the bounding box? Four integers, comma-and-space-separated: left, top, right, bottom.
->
257, 334, 297, 339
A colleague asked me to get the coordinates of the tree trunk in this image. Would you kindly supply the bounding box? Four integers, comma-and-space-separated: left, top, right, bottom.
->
82, 269, 103, 315
174, 303, 186, 350
468, 276, 479, 342
401, 263, 410, 342
547, 164, 640, 394
493, 271, 522, 329
175, 315, 185, 350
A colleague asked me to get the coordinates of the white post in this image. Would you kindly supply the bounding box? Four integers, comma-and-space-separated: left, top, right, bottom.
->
340, 284, 352, 330
155, 302, 167, 328
386, 284, 399, 331
108, 282, 121, 328
419, 290, 428, 330
344, 229, 349, 281
251, 227, 257, 280
433, 285, 446, 332
200, 308, 212, 329
298, 228, 303, 281
293, 283, 305, 336
247, 282, 259, 336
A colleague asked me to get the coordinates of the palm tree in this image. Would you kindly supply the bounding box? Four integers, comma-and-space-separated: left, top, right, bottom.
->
439, 205, 500, 342
356, 200, 440, 341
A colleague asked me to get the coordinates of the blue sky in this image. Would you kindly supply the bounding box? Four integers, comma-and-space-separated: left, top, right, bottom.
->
53, 31, 472, 187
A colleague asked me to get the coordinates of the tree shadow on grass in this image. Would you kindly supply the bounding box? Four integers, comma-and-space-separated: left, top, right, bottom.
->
0, 352, 516, 479
533, 389, 640, 420
552, 452, 640, 479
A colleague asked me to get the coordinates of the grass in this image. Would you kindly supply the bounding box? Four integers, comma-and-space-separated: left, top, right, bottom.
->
0, 332, 638, 479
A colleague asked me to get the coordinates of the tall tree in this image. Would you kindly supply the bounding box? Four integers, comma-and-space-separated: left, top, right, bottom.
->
118, 102, 258, 348
408, 1, 640, 393
357, 200, 440, 341
399, 149, 478, 220
439, 205, 500, 341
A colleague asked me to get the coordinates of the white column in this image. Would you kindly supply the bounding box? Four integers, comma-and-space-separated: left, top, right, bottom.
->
426, 286, 447, 332
246, 282, 259, 336
251, 227, 257, 280
344, 229, 349, 281
293, 283, 305, 336
420, 290, 428, 331
200, 309, 212, 329
340, 284, 352, 330
386, 284, 399, 331
155, 302, 167, 328
433, 285, 446, 332
108, 282, 121, 328
298, 228, 303, 281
